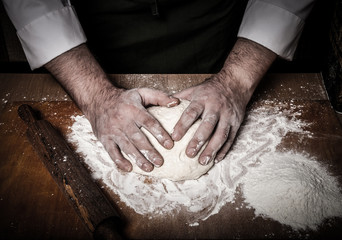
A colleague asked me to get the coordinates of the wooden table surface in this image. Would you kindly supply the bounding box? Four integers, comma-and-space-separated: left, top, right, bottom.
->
0, 73, 342, 239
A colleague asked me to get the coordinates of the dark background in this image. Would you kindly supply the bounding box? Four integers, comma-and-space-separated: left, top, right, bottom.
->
0, 0, 341, 111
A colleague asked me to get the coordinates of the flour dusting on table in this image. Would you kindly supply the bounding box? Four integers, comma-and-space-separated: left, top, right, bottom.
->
67, 100, 342, 231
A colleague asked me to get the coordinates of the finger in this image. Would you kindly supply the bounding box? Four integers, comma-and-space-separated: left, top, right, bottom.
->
215, 125, 240, 162
138, 109, 174, 149
185, 112, 219, 158
173, 87, 194, 100
99, 134, 133, 172
106, 143, 133, 172
171, 101, 204, 141
138, 88, 179, 107
127, 125, 164, 167
198, 117, 231, 165
113, 133, 154, 172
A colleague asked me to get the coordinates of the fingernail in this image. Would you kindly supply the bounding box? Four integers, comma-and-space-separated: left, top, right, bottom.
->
172, 131, 182, 141
200, 156, 211, 165
142, 163, 153, 172
124, 164, 132, 172
215, 155, 224, 163
186, 148, 197, 158
167, 97, 179, 107
164, 139, 173, 149
167, 101, 177, 107
153, 157, 163, 167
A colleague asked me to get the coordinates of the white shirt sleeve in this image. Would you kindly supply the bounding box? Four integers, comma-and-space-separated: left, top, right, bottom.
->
238, 0, 315, 60
2, 0, 87, 70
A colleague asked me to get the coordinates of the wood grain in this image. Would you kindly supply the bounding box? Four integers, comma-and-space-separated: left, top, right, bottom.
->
1, 73, 342, 239
17, 104, 124, 240
0, 102, 91, 240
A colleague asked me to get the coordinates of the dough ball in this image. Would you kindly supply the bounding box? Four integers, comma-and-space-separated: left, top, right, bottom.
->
124, 100, 214, 181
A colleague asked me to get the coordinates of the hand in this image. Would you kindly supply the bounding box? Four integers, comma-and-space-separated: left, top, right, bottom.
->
172, 38, 277, 165
45, 41, 275, 172
89, 87, 179, 172
171, 74, 247, 165
44, 44, 180, 173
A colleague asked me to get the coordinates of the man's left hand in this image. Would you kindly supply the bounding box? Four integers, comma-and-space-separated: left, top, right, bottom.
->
171, 74, 247, 165
172, 38, 277, 165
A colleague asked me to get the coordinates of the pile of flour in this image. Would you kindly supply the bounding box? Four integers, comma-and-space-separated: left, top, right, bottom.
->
67, 100, 342, 230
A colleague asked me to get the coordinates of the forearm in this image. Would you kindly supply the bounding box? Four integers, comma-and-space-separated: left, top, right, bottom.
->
44, 44, 119, 119
45, 44, 180, 172
217, 37, 277, 105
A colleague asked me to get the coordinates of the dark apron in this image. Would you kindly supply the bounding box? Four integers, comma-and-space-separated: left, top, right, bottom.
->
72, 0, 247, 74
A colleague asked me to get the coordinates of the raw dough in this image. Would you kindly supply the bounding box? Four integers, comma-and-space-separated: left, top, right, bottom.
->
124, 100, 214, 181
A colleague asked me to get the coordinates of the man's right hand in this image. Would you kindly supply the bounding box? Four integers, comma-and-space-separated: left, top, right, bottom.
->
45, 44, 178, 172
88, 87, 179, 172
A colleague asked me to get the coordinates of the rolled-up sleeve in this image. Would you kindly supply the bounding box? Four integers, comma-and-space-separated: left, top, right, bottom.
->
2, 0, 87, 69
238, 0, 315, 60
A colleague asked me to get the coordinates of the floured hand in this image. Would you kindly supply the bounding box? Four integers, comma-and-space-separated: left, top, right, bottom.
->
89, 87, 179, 172
45, 45, 180, 173
172, 75, 246, 166
171, 38, 277, 165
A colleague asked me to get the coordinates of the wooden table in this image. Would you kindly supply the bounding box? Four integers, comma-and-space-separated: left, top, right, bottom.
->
0, 73, 342, 239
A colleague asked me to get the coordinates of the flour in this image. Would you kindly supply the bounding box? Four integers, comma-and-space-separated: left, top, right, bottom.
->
124, 100, 213, 181
67, 100, 342, 231
242, 152, 342, 230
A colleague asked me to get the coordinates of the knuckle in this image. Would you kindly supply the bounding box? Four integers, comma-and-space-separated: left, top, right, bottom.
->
223, 129, 230, 139
188, 136, 205, 152
194, 131, 206, 143
185, 106, 201, 120
130, 131, 145, 142
140, 113, 157, 127
221, 125, 231, 140
142, 120, 166, 142
203, 113, 219, 127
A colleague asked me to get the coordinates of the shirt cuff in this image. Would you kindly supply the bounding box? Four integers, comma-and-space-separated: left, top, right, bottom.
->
237, 0, 305, 60
16, 6, 87, 70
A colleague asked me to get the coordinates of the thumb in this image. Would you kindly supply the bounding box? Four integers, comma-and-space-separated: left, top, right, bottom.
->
138, 88, 180, 107
173, 87, 194, 100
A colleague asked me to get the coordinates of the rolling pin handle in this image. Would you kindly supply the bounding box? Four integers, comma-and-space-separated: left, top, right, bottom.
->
18, 104, 39, 124
93, 216, 125, 240
18, 105, 126, 239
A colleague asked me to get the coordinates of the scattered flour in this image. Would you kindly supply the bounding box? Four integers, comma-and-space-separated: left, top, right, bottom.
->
67, 101, 342, 231
242, 152, 342, 230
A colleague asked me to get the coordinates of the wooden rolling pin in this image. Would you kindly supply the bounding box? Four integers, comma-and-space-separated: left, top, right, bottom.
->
18, 104, 125, 240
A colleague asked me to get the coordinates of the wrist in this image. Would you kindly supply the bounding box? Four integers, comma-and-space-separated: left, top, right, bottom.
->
82, 80, 121, 120
45, 44, 121, 118
216, 38, 277, 103
216, 64, 255, 103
